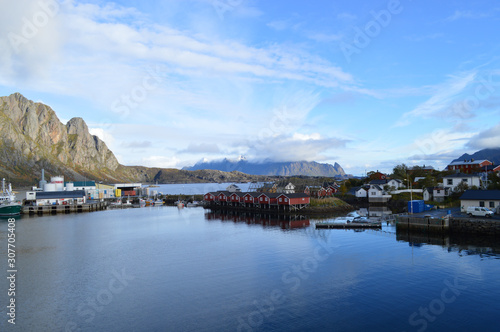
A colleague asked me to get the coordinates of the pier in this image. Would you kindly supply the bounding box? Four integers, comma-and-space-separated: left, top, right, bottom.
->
316, 222, 382, 229
22, 201, 108, 215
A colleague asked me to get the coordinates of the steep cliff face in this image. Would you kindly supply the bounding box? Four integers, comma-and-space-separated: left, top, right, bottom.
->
0, 93, 123, 184
0, 93, 271, 186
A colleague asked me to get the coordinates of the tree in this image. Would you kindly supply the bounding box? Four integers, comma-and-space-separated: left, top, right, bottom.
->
454, 182, 469, 194
392, 164, 409, 180
419, 175, 437, 189
488, 172, 500, 190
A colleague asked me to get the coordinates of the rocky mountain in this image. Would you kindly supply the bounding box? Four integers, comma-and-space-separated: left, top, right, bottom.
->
0, 93, 269, 186
183, 158, 347, 177
453, 148, 500, 165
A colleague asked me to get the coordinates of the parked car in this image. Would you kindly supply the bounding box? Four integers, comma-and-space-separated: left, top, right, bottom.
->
466, 206, 494, 218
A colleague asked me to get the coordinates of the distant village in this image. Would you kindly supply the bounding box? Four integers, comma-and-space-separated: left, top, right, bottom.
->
14, 158, 500, 216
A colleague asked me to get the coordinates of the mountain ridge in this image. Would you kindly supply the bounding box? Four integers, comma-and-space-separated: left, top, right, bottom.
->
452, 148, 500, 165
183, 158, 347, 177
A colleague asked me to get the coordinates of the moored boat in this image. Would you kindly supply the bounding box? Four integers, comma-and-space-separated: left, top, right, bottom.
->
0, 179, 22, 216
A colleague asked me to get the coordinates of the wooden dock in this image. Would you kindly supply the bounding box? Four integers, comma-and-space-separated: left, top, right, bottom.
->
316, 222, 382, 229
22, 201, 108, 215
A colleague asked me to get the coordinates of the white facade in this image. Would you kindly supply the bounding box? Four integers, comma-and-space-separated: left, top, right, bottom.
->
387, 179, 403, 189
355, 187, 367, 198
368, 185, 392, 203
368, 185, 384, 197
226, 184, 241, 192
443, 175, 480, 191
282, 183, 296, 194
423, 187, 448, 202
460, 199, 500, 213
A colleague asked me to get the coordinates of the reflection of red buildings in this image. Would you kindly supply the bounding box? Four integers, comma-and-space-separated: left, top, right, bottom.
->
205, 210, 310, 229
204, 191, 310, 211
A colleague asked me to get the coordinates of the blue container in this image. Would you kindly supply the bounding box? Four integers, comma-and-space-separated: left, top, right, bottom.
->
408, 200, 425, 213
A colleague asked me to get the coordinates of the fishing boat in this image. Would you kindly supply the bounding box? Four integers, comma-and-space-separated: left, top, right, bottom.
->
0, 179, 22, 216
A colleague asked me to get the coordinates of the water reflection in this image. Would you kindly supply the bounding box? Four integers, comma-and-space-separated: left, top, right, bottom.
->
396, 228, 500, 259
205, 210, 310, 229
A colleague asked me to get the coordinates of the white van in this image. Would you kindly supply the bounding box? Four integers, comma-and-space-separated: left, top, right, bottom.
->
466, 206, 494, 218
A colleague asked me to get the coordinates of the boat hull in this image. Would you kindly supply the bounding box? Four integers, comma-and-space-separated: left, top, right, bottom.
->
0, 204, 22, 216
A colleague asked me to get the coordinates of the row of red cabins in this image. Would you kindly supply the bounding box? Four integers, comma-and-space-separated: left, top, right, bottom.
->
204, 191, 310, 211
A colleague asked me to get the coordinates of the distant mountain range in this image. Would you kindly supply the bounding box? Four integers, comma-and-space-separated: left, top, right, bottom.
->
183, 158, 347, 177
452, 148, 500, 165
0, 93, 270, 185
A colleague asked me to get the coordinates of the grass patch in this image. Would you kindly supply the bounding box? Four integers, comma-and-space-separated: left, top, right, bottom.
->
310, 197, 351, 208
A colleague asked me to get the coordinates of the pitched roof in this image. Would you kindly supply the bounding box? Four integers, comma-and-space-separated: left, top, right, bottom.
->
369, 179, 388, 185
277, 193, 310, 198
448, 159, 490, 166
370, 185, 384, 191
244, 192, 262, 198
444, 173, 480, 178
460, 190, 500, 200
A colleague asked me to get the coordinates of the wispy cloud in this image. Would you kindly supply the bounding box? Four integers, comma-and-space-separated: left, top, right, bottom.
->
445, 10, 491, 22
307, 32, 343, 43
337, 12, 357, 21
394, 71, 477, 127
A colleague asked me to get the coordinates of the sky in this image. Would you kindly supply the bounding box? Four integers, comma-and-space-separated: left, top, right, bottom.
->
1, 0, 499, 176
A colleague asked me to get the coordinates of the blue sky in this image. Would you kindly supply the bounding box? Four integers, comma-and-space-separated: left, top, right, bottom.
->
1, 0, 499, 175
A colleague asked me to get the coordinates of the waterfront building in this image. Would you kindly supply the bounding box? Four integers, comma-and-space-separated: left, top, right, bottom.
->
30, 190, 87, 206
460, 190, 500, 213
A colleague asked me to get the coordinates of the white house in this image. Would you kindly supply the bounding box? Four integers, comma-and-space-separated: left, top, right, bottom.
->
443, 174, 481, 192
460, 190, 500, 213
279, 182, 296, 194
368, 185, 391, 203
423, 187, 450, 202
355, 187, 367, 198
226, 184, 242, 192
387, 179, 403, 189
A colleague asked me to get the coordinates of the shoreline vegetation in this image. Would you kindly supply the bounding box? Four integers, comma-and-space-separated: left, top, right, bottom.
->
302, 197, 354, 215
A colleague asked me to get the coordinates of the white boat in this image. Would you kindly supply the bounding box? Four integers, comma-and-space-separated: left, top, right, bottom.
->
186, 201, 200, 207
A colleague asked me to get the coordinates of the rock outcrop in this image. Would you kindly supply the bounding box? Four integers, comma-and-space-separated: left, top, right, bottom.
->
0, 93, 270, 185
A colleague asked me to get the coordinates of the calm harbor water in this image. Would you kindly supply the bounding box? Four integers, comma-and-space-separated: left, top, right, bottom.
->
1, 206, 500, 332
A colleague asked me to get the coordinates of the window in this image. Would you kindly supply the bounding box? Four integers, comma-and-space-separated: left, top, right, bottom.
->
479, 201, 485, 207
436, 190, 441, 194
447, 179, 453, 185
490, 202, 495, 208
462, 179, 468, 183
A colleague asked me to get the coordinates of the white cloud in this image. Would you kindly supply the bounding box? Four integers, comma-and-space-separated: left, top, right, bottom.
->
445, 10, 490, 22
307, 33, 343, 43
140, 155, 181, 169
243, 133, 348, 162
467, 123, 500, 149
267, 20, 289, 31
